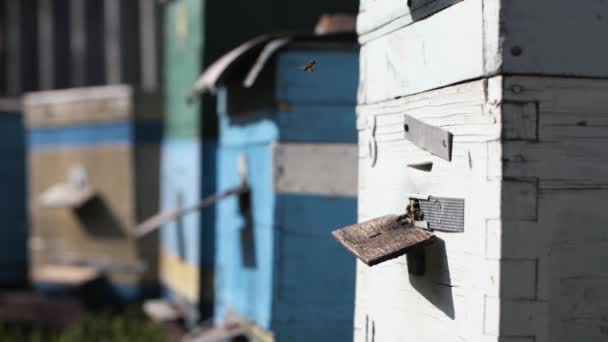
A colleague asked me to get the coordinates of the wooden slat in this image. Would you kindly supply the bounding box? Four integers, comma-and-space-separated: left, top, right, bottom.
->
332, 214, 436, 266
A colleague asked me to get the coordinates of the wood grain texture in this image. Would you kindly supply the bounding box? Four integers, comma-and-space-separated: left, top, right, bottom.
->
358, 0, 490, 104
333, 214, 435, 266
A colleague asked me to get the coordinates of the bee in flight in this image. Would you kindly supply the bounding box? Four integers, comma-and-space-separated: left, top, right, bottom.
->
303, 59, 317, 72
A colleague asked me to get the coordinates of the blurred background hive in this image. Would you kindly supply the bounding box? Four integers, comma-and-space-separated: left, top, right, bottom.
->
202, 33, 359, 341
157, 0, 357, 325
25, 85, 163, 300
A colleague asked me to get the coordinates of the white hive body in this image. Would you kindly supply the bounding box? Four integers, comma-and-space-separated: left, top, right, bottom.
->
351, 1, 608, 342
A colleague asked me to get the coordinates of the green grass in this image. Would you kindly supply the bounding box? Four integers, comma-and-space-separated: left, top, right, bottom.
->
0, 306, 166, 342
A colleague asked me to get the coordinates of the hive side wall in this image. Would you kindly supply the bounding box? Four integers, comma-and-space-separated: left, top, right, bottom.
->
499, 76, 608, 342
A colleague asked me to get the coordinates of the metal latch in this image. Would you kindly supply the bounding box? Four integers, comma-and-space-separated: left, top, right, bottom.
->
332, 195, 464, 274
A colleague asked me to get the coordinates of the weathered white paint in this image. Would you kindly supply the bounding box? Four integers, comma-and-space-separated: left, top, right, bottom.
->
358, 0, 490, 104
272, 143, 357, 197
356, 77, 502, 342
357, 0, 461, 43
359, 0, 608, 103
355, 76, 608, 342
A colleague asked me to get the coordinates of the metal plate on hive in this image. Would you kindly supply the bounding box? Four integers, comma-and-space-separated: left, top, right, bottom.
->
403, 113, 453, 161
416, 196, 465, 233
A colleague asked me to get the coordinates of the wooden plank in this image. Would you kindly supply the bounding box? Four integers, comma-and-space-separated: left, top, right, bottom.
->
357, 0, 461, 43
272, 143, 357, 197
276, 49, 359, 105
359, 0, 608, 104
358, 0, 488, 104
332, 214, 436, 266
24, 85, 132, 128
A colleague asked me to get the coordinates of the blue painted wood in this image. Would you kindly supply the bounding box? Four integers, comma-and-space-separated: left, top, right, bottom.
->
27, 121, 163, 149
159, 138, 218, 313
215, 144, 275, 329
277, 104, 357, 143
0, 109, 28, 286
276, 49, 359, 104
215, 45, 359, 340
160, 139, 203, 266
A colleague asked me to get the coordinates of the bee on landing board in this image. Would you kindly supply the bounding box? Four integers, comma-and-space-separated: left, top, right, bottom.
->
303, 59, 317, 72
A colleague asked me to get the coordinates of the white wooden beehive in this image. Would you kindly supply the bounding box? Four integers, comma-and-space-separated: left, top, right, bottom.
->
350, 1, 608, 342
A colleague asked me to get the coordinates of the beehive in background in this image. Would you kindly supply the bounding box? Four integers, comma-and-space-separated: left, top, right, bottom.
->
338, 1, 608, 342
191, 33, 359, 341
25, 85, 163, 299
157, 0, 357, 323
0, 98, 27, 287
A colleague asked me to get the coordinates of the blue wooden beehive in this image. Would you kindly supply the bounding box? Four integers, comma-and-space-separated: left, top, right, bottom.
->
191, 33, 359, 341
0, 99, 27, 287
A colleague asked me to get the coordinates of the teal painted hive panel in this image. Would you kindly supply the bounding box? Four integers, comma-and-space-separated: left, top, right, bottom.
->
0, 102, 28, 287
214, 45, 358, 341
159, 138, 217, 318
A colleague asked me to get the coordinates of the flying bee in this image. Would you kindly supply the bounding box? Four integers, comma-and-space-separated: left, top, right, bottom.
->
303, 59, 317, 72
